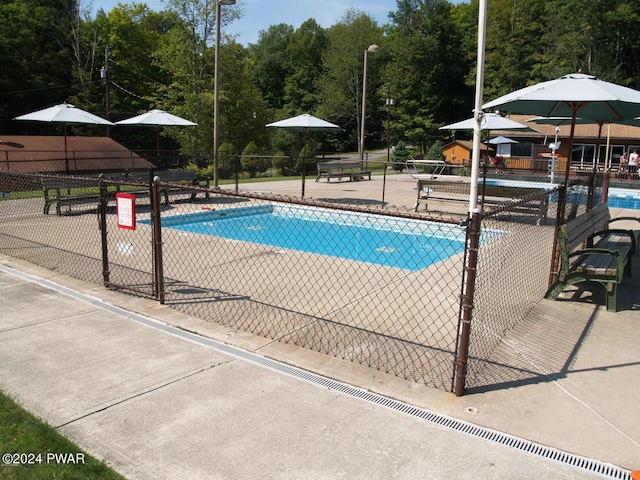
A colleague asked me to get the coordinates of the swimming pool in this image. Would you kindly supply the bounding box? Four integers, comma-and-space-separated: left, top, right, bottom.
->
485, 178, 640, 210
154, 204, 468, 271
606, 187, 640, 210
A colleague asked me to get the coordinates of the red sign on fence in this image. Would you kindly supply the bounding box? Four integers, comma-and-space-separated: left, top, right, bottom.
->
115, 193, 136, 230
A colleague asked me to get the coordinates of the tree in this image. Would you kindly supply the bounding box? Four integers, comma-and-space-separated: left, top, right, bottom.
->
483, 0, 548, 99
384, 0, 472, 153
0, 0, 75, 131
391, 140, 411, 169
283, 19, 329, 114
218, 42, 271, 155
240, 140, 269, 177
247, 23, 294, 110
149, 0, 243, 158
536, 0, 640, 87
218, 141, 236, 178
318, 9, 385, 152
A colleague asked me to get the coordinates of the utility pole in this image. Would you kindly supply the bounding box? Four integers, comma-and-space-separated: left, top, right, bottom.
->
100, 47, 111, 134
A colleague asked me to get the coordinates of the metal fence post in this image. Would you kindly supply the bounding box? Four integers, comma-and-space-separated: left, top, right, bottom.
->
454, 208, 482, 396
601, 171, 610, 205
151, 176, 165, 304
548, 184, 567, 287
98, 175, 110, 285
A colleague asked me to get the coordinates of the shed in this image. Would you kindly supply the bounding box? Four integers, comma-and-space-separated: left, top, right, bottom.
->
442, 140, 494, 165
0, 136, 153, 173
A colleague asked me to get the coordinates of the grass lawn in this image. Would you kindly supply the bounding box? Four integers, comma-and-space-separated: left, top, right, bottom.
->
0, 391, 125, 480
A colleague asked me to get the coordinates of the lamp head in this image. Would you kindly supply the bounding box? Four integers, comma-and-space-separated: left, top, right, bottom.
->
367, 44, 380, 53
219, 0, 236, 4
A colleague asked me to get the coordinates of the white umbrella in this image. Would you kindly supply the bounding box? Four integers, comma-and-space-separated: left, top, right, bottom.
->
488, 136, 518, 144
440, 112, 533, 161
483, 73, 640, 186
266, 113, 340, 131
116, 109, 197, 154
14, 103, 115, 170
440, 112, 533, 131
266, 113, 341, 198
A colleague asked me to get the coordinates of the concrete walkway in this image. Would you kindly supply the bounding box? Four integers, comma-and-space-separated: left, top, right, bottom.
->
0, 253, 639, 479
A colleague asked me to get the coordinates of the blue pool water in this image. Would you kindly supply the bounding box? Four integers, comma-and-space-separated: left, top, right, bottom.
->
485, 178, 640, 210
606, 187, 640, 210
154, 205, 468, 271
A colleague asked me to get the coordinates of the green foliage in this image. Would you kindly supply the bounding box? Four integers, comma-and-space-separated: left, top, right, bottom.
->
272, 151, 292, 176
383, 0, 473, 152
218, 141, 237, 179
284, 19, 329, 114
241, 141, 270, 177
296, 143, 315, 173
248, 24, 294, 110
426, 141, 445, 161
391, 140, 411, 169
318, 9, 385, 152
187, 162, 212, 181
0, 0, 75, 129
3, 0, 640, 160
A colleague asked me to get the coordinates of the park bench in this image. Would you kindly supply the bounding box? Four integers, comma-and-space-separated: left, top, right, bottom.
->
545, 203, 640, 312
41, 175, 108, 216
316, 160, 371, 182
42, 170, 209, 215
120, 169, 209, 204
414, 179, 549, 222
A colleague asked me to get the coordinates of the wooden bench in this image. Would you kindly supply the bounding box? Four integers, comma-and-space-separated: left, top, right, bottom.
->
316, 161, 371, 182
414, 179, 549, 221
121, 169, 209, 204
42, 176, 105, 216
545, 203, 640, 312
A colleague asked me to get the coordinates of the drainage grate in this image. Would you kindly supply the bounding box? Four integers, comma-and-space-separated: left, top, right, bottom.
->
3, 264, 631, 480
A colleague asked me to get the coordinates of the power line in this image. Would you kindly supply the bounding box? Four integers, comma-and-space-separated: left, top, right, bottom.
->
110, 80, 148, 101
0, 84, 74, 95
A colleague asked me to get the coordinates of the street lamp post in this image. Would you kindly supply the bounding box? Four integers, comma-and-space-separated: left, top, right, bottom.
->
359, 44, 380, 161
385, 96, 394, 163
213, 0, 236, 188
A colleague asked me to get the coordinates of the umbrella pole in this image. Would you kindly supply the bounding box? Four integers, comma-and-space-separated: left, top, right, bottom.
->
587, 122, 604, 210
560, 108, 579, 222
301, 129, 308, 199
64, 123, 69, 173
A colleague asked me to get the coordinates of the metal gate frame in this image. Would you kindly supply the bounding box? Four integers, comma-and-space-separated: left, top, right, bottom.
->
98, 175, 164, 302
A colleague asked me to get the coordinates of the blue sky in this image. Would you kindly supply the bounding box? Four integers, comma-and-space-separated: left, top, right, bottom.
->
90, 0, 468, 46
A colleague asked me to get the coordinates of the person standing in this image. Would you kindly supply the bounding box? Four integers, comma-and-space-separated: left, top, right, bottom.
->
619, 151, 628, 178
629, 149, 638, 179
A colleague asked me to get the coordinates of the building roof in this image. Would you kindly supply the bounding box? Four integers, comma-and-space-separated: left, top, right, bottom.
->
490, 114, 640, 142
443, 139, 494, 151
0, 135, 154, 173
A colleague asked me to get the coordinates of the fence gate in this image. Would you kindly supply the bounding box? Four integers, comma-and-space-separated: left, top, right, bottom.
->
99, 177, 163, 300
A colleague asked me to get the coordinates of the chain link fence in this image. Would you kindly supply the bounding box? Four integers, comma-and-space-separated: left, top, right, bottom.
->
463, 175, 600, 390
0, 164, 600, 394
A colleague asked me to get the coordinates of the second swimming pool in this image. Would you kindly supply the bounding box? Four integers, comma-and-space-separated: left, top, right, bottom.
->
156, 204, 468, 271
